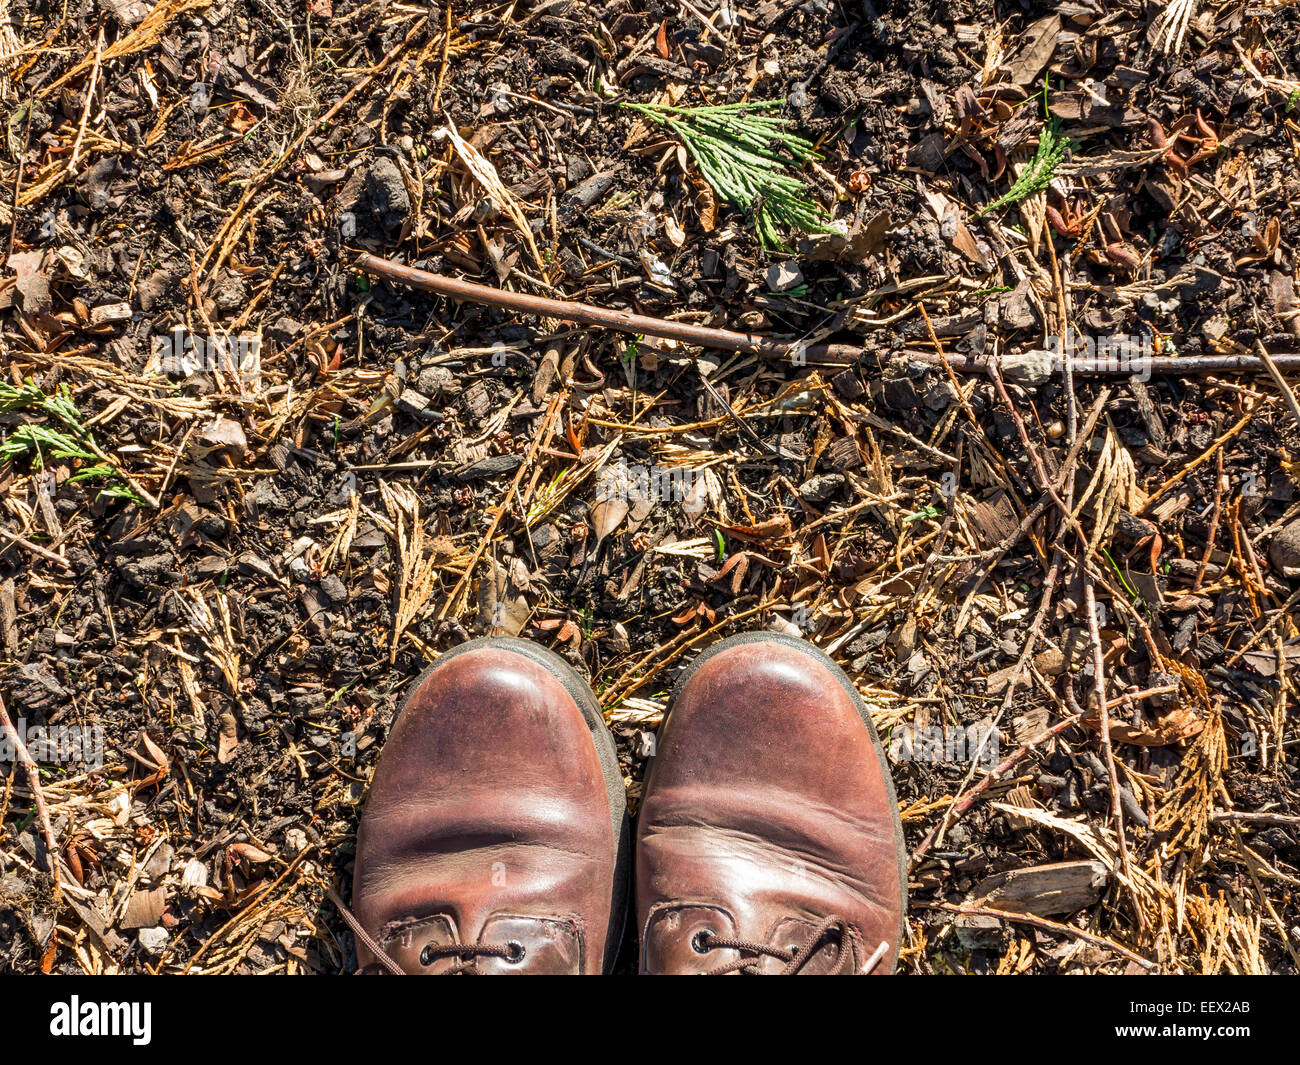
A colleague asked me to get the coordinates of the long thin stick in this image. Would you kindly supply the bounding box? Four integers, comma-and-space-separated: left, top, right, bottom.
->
0, 525, 73, 571
1213, 810, 1300, 826
1082, 565, 1143, 925
912, 710, 1085, 863
0, 693, 61, 890
357, 253, 826, 361
356, 254, 1300, 374
1255, 340, 1300, 430
920, 901, 1158, 970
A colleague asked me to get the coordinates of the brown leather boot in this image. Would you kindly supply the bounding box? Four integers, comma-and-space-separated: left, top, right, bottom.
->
635, 632, 906, 974
351, 637, 628, 973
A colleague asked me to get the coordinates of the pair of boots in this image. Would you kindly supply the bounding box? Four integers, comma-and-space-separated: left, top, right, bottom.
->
345, 632, 906, 974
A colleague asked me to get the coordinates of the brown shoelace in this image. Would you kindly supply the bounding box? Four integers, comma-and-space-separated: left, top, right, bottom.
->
326, 884, 523, 975
695, 914, 887, 975
330, 886, 889, 975
416, 940, 523, 974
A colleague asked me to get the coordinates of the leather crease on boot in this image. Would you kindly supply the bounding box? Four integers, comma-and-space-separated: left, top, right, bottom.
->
634, 633, 907, 975
342, 638, 629, 974
336, 632, 905, 974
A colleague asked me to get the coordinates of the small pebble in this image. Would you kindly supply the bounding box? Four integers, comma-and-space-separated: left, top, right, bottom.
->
765, 261, 804, 293
1269, 519, 1300, 578
137, 926, 170, 956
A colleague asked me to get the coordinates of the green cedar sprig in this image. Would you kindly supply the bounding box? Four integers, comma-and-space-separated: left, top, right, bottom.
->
979, 120, 1072, 215
0, 380, 145, 504
622, 99, 829, 249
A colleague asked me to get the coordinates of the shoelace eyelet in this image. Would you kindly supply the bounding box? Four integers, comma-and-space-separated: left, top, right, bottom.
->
505, 940, 526, 964
691, 930, 714, 954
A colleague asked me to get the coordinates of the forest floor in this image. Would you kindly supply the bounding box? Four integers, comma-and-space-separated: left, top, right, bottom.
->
1, 0, 1299, 973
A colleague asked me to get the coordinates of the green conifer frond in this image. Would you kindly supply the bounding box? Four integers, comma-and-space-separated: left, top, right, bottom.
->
979, 120, 1072, 215
0, 379, 143, 504
622, 99, 829, 249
